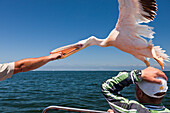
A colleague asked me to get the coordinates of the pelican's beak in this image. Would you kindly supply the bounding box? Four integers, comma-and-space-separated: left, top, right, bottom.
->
50, 43, 84, 59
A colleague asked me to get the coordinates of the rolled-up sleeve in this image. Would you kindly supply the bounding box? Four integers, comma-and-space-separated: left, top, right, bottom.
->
0, 62, 14, 81
101, 71, 143, 113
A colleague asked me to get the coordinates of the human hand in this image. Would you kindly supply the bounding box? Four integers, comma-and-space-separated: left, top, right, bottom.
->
141, 67, 168, 84
107, 109, 114, 113
48, 52, 63, 61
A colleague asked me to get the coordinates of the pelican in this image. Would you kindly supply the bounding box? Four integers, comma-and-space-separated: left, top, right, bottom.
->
51, 0, 169, 69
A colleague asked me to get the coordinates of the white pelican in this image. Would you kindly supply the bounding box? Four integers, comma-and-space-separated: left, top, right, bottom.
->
51, 0, 169, 69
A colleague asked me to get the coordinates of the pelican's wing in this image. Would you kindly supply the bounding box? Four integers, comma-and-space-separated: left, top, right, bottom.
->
116, 0, 157, 39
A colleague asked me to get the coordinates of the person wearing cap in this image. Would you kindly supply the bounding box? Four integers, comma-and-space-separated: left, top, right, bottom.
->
0, 52, 62, 81
101, 67, 170, 113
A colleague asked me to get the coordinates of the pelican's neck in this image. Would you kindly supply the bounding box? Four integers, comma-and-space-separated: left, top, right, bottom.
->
78, 36, 107, 48
87, 36, 107, 47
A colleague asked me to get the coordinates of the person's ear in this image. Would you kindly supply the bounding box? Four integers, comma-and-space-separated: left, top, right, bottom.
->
138, 88, 144, 98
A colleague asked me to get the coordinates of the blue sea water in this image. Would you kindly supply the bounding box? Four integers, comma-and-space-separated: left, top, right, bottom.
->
0, 71, 170, 113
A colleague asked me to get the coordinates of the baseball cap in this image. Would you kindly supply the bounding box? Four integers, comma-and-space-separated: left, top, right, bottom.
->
137, 77, 168, 98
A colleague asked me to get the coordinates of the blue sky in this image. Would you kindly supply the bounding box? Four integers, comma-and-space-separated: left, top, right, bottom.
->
0, 0, 170, 71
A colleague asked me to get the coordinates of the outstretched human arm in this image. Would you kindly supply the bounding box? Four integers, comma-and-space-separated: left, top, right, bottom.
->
101, 67, 167, 113
13, 52, 62, 74
0, 52, 62, 81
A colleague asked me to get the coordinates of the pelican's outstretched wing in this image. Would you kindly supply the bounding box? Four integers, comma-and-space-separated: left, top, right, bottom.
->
115, 0, 169, 69
116, 0, 157, 39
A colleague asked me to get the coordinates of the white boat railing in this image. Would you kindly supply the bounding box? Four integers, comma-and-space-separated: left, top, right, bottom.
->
42, 106, 108, 113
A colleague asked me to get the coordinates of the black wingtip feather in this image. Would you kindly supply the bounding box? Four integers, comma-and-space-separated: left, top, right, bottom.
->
139, 0, 157, 21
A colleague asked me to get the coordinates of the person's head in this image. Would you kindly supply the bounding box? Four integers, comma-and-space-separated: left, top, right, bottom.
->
135, 77, 168, 104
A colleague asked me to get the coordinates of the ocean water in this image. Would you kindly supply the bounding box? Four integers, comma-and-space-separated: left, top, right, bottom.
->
0, 71, 170, 113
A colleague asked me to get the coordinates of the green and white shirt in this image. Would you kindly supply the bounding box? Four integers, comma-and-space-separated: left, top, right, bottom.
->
101, 70, 170, 113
